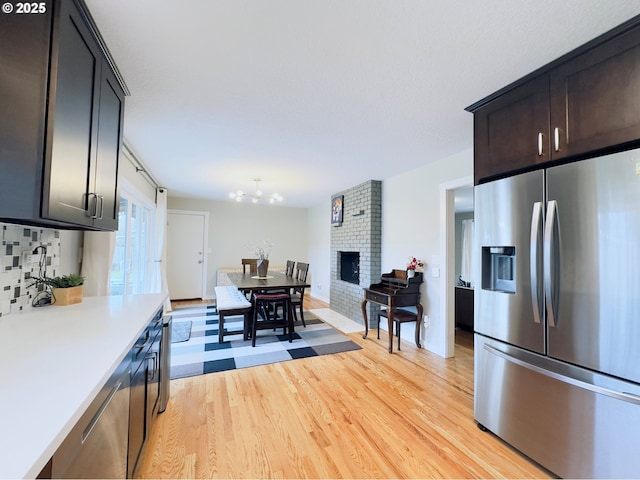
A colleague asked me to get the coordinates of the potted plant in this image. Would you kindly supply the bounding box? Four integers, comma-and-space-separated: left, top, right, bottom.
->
35, 274, 85, 305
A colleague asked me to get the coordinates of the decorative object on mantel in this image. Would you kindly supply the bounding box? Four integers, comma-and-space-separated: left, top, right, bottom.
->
34, 274, 85, 306
250, 240, 273, 277
331, 195, 344, 224
406, 257, 425, 278
229, 178, 283, 204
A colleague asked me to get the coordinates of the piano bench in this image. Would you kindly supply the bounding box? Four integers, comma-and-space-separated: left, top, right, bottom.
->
377, 308, 420, 351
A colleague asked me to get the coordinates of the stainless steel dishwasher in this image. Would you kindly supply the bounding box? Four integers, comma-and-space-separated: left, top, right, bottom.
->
52, 358, 130, 478
159, 314, 172, 412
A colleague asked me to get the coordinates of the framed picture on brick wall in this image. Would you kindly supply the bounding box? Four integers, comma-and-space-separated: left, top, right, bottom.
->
331, 195, 343, 225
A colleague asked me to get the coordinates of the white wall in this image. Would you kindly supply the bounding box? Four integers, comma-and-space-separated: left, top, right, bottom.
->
307, 199, 331, 303
381, 148, 473, 355
167, 197, 308, 298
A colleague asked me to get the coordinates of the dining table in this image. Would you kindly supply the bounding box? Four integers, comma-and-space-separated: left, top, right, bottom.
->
226, 271, 310, 292
226, 271, 310, 337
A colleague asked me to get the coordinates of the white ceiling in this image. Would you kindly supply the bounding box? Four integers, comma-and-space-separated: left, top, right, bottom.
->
85, 0, 640, 208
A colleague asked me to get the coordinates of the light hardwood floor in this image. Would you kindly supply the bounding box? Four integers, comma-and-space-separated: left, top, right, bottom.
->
141, 298, 550, 478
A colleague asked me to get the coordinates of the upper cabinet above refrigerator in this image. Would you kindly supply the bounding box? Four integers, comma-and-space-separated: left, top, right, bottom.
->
0, 0, 127, 231
468, 15, 640, 185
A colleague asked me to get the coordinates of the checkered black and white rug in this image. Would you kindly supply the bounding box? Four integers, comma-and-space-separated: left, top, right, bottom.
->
169, 305, 361, 380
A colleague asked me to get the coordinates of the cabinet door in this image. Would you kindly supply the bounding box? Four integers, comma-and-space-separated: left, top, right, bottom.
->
92, 66, 124, 230
473, 75, 550, 184
550, 26, 640, 158
43, 0, 102, 226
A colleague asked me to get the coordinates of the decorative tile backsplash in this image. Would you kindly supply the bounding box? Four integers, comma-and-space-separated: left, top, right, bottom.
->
0, 223, 62, 316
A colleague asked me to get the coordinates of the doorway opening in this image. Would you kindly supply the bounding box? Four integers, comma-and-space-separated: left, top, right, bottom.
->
453, 186, 475, 353
438, 176, 473, 358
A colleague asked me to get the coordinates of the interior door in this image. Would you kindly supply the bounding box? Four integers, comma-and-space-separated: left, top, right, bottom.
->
166, 211, 207, 299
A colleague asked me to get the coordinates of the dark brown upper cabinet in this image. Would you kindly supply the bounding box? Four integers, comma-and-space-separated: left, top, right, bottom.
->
550, 26, 640, 160
0, 0, 126, 230
468, 15, 640, 185
473, 75, 550, 183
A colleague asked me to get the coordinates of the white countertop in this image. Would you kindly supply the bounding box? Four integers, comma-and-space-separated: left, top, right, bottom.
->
0, 294, 166, 479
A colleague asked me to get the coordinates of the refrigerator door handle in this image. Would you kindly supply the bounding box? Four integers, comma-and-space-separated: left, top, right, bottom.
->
484, 344, 640, 406
530, 202, 543, 324
544, 200, 560, 327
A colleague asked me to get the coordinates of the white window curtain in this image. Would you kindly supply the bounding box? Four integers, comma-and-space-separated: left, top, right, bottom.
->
109, 189, 156, 296
460, 219, 474, 286
151, 188, 172, 313
82, 231, 116, 296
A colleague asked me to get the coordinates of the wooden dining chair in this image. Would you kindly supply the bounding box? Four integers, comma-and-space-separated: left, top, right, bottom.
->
251, 292, 294, 347
291, 262, 309, 327
284, 260, 295, 277
240, 259, 258, 298
241, 258, 258, 275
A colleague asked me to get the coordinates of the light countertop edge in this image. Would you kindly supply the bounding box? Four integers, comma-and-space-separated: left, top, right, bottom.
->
0, 293, 167, 479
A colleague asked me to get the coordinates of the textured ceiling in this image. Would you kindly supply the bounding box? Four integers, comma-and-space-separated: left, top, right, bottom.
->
85, 0, 640, 207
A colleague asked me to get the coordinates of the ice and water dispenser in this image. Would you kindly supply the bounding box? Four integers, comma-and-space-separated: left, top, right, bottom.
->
482, 246, 516, 293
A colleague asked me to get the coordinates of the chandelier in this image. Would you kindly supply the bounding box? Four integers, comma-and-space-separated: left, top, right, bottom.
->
228, 178, 283, 204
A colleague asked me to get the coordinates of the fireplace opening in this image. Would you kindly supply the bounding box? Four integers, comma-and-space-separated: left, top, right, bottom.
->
340, 251, 360, 284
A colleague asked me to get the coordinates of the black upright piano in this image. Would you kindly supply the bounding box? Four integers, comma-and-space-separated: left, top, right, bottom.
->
361, 269, 424, 353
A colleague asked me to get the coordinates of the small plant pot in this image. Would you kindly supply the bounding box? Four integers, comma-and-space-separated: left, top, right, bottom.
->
52, 285, 83, 306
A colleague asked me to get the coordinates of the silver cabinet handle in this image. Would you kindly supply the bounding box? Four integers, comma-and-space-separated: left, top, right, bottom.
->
146, 352, 158, 380
537, 133, 544, 156
553, 127, 560, 152
97, 195, 104, 220
530, 202, 543, 324
87, 193, 99, 219
543, 200, 560, 327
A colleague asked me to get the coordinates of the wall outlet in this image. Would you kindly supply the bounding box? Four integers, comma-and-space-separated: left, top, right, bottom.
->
423, 314, 430, 328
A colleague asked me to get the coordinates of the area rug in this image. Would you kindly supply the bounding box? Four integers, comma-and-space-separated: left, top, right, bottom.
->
171, 320, 192, 343
169, 304, 362, 380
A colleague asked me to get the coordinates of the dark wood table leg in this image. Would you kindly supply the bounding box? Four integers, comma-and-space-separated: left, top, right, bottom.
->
415, 303, 423, 348
387, 307, 394, 354
243, 310, 251, 341
218, 313, 225, 343
361, 298, 369, 339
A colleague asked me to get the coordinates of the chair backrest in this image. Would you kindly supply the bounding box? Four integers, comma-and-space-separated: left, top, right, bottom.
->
285, 260, 295, 277
241, 258, 258, 275
295, 262, 309, 283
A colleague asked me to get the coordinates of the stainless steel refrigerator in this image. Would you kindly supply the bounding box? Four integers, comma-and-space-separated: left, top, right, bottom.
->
474, 148, 640, 478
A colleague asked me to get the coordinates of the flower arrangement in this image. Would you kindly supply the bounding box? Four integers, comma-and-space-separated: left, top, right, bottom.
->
250, 239, 273, 260
407, 257, 425, 272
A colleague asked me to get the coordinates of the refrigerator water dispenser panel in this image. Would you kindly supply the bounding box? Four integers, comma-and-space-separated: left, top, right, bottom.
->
482, 247, 516, 293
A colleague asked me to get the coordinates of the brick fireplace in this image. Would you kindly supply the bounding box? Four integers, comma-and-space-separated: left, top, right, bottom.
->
330, 180, 381, 323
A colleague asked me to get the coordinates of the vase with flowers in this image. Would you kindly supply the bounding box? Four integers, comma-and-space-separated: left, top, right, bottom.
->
250, 240, 273, 277
406, 257, 425, 279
